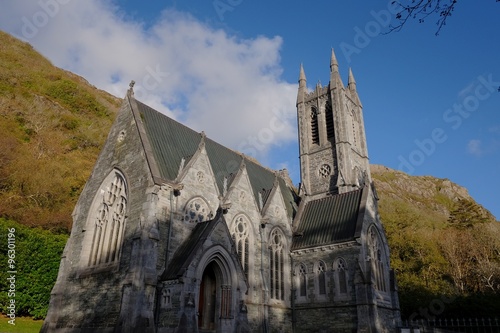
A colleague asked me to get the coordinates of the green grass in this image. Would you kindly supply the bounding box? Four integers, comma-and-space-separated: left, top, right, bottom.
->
0, 316, 43, 333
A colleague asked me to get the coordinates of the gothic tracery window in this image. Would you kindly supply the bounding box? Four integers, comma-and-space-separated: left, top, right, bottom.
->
317, 261, 327, 295
334, 258, 349, 296
298, 263, 307, 298
88, 170, 127, 267
231, 215, 250, 278
183, 197, 210, 223
368, 226, 388, 292
270, 228, 285, 301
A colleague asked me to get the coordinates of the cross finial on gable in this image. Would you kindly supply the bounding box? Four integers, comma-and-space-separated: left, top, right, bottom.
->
128, 80, 135, 97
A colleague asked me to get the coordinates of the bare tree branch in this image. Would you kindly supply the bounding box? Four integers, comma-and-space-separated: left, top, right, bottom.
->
386, 0, 459, 36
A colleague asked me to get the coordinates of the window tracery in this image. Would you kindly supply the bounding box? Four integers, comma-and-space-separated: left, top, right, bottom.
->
88, 170, 127, 267
183, 197, 210, 223
298, 263, 307, 298
231, 215, 250, 278
334, 258, 349, 296
317, 261, 327, 295
270, 228, 285, 300
368, 226, 388, 292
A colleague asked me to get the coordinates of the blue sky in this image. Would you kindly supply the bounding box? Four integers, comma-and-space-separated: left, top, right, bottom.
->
1, 1, 499, 219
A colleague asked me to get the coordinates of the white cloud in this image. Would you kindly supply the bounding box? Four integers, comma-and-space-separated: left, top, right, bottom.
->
467, 139, 482, 156
0, 0, 297, 160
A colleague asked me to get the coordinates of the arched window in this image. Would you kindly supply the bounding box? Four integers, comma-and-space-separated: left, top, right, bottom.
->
334, 258, 349, 298
298, 263, 307, 298
317, 261, 327, 295
231, 215, 250, 279
87, 170, 127, 267
162, 288, 171, 308
325, 101, 335, 140
368, 226, 388, 292
270, 228, 285, 300
183, 197, 210, 223
311, 107, 319, 145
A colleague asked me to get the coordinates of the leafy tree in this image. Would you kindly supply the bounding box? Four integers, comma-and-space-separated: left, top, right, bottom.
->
447, 199, 489, 229
0, 218, 68, 319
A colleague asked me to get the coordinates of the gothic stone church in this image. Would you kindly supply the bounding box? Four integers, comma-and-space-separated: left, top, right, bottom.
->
42, 51, 401, 333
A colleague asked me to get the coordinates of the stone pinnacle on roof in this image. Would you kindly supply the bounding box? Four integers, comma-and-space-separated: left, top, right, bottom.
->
299, 63, 306, 85
348, 67, 356, 88
330, 48, 339, 72
348, 67, 361, 106
329, 48, 344, 89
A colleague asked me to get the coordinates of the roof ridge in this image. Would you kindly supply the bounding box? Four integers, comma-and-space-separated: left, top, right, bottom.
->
134, 97, 284, 179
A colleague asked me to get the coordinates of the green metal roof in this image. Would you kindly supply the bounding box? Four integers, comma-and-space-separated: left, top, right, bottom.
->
133, 98, 297, 218
291, 188, 364, 250
135, 100, 200, 181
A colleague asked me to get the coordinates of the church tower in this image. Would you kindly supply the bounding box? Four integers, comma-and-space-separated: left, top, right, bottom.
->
297, 49, 370, 198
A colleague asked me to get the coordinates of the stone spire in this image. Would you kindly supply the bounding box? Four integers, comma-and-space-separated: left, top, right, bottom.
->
329, 48, 344, 89
297, 63, 307, 105
348, 68, 362, 106
348, 68, 356, 89
330, 48, 338, 72
299, 63, 306, 85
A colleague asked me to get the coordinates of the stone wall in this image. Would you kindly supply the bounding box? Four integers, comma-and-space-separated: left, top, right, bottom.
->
42, 99, 160, 332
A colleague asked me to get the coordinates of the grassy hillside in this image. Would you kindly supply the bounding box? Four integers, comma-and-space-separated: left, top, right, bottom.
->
0, 31, 121, 232
0, 31, 498, 321
372, 165, 500, 319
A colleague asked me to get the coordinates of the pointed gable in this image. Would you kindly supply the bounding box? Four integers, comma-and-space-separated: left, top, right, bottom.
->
161, 209, 237, 281
291, 187, 366, 250
131, 96, 297, 220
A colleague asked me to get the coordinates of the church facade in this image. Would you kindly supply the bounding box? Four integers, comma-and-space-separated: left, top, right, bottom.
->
42, 51, 401, 333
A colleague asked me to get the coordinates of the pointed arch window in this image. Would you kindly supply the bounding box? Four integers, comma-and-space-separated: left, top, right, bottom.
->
183, 197, 210, 223
317, 261, 327, 295
87, 170, 127, 267
231, 215, 250, 279
297, 263, 307, 298
334, 258, 349, 298
325, 101, 335, 140
311, 107, 319, 145
368, 226, 388, 292
270, 228, 285, 300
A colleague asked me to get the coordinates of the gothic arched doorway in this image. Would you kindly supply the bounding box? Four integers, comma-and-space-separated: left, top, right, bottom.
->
198, 261, 218, 331
198, 259, 234, 332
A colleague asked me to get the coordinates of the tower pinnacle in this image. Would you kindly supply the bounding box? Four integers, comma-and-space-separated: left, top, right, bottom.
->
348, 68, 356, 88
299, 63, 306, 86
348, 68, 362, 106
297, 64, 307, 105
330, 48, 344, 90
330, 48, 339, 72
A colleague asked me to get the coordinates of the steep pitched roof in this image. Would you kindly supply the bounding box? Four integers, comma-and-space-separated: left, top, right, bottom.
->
161, 210, 226, 281
291, 187, 366, 250
131, 97, 297, 218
